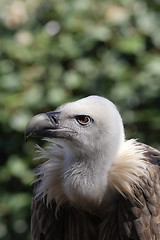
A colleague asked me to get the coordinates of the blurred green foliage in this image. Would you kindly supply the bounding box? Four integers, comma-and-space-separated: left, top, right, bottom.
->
0, 0, 160, 239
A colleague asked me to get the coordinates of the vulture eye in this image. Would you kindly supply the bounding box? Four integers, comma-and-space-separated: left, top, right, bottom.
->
76, 115, 91, 125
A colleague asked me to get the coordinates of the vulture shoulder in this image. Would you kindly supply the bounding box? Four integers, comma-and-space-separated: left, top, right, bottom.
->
31, 143, 160, 240
100, 143, 160, 240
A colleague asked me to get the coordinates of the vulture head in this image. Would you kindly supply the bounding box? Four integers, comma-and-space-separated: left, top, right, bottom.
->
25, 96, 146, 209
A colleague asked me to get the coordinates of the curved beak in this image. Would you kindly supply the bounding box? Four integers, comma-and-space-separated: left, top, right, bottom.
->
24, 111, 61, 141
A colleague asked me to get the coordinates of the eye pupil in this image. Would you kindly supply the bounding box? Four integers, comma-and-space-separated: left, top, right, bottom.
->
80, 116, 88, 123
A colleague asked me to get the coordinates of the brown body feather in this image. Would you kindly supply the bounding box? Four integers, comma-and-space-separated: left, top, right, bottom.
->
31, 143, 160, 240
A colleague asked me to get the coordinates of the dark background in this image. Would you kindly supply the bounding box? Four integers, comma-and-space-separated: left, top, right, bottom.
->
0, 0, 160, 239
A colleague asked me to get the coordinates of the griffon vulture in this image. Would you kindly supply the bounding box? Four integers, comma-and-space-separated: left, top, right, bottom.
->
25, 95, 160, 240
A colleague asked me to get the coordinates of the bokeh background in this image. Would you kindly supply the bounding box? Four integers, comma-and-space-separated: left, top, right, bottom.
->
0, 0, 160, 239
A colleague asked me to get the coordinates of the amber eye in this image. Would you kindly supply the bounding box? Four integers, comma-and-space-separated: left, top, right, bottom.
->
76, 115, 91, 125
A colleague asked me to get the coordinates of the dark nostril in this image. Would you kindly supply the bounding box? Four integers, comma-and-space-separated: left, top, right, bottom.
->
47, 111, 60, 124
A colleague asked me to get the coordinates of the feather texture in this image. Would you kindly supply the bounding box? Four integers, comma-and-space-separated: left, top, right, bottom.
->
31, 142, 160, 240
108, 139, 148, 198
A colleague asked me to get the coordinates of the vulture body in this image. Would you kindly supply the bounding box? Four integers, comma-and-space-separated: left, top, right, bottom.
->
25, 96, 160, 240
